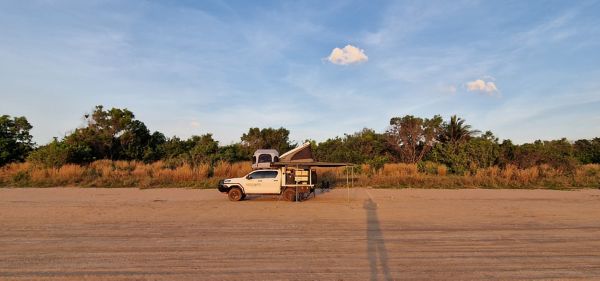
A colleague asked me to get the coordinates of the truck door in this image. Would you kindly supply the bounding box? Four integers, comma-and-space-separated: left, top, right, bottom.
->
244, 170, 281, 194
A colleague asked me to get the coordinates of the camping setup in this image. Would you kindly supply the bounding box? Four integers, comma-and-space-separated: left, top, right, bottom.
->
219, 142, 356, 202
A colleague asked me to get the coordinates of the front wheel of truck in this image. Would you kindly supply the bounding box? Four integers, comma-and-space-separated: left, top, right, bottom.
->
228, 187, 243, 201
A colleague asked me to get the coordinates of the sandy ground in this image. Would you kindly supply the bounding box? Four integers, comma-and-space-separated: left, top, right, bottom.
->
1, 187, 600, 280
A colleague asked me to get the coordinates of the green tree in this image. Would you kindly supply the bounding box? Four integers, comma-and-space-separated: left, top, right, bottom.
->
467, 133, 500, 167
217, 143, 249, 162
439, 115, 480, 144
314, 129, 393, 164
511, 138, 576, 171
142, 132, 167, 162
62, 130, 96, 163
314, 137, 345, 162
386, 115, 443, 163
427, 142, 468, 174
86, 105, 135, 160
27, 138, 69, 168
160, 136, 189, 160
188, 134, 219, 165
574, 138, 600, 164
427, 136, 501, 175
61, 105, 157, 162
498, 139, 516, 167
119, 120, 152, 160
425, 116, 487, 174
240, 127, 295, 155
0, 115, 34, 166
157, 134, 219, 166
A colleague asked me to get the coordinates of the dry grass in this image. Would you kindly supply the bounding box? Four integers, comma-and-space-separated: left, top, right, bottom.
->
382, 163, 419, 177
0, 160, 252, 188
0, 161, 599, 189
317, 163, 600, 190
437, 165, 448, 176
213, 161, 252, 178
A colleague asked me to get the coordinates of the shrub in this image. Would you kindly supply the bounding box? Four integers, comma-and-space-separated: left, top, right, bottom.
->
27, 139, 69, 168
12, 170, 30, 184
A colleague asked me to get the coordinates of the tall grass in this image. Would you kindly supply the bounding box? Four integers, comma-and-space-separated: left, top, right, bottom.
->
0, 160, 252, 188
315, 163, 600, 190
0, 161, 598, 189
212, 161, 252, 178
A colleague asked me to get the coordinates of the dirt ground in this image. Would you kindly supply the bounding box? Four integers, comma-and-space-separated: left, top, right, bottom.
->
1, 187, 600, 280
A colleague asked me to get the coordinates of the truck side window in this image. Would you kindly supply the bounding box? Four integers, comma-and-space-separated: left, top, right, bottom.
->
248, 171, 278, 179
247, 172, 259, 179
262, 171, 278, 178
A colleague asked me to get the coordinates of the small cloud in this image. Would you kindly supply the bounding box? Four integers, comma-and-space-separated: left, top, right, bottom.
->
190, 120, 200, 128
436, 84, 457, 94
445, 85, 457, 93
327, 45, 368, 65
466, 79, 499, 95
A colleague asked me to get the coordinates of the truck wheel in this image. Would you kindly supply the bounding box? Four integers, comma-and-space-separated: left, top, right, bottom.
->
282, 188, 297, 202
228, 187, 243, 201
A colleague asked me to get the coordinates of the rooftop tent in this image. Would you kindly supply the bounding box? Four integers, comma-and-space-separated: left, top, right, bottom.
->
279, 142, 314, 162
252, 149, 279, 169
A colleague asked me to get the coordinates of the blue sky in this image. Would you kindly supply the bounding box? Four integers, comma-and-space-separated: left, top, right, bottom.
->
1, 0, 599, 145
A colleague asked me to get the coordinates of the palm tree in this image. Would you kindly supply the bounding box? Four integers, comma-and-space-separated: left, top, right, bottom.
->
441, 115, 480, 144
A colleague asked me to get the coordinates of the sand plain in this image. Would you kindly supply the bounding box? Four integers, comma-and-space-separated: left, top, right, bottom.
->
1, 187, 600, 280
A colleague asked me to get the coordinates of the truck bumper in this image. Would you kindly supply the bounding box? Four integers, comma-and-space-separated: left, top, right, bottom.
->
217, 180, 229, 193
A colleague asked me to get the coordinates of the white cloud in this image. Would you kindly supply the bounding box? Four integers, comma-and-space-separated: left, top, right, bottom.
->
466, 79, 499, 95
327, 45, 368, 65
443, 85, 457, 93
190, 120, 201, 128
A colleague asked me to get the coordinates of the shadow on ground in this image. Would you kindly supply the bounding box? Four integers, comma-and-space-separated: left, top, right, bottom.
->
364, 198, 393, 281
240, 187, 334, 202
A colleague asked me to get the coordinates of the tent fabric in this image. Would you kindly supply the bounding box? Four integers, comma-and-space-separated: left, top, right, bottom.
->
274, 142, 351, 168
279, 142, 314, 162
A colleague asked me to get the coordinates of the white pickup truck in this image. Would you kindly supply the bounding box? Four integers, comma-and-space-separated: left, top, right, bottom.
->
218, 167, 316, 201
218, 143, 346, 202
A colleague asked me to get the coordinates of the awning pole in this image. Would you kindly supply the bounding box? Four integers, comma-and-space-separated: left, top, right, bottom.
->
346, 165, 350, 204
352, 165, 354, 188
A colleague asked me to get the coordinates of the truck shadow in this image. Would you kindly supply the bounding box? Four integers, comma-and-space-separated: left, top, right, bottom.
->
315, 187, 332, 196
364, 198, 393, 281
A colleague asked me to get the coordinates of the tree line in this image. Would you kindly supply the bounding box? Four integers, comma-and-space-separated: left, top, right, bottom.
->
2, 105, 599, 174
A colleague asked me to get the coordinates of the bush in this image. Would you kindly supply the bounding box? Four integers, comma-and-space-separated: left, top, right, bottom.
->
27, 139, 69, 168
12, 170, 30, 184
